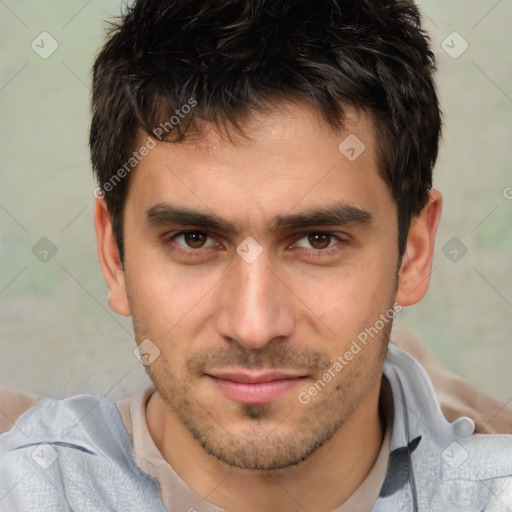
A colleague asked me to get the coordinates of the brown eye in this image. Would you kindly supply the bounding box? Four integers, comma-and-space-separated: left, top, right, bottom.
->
307, 233, 332, 249
167, 230, 219, 258
183, 231, 209, 248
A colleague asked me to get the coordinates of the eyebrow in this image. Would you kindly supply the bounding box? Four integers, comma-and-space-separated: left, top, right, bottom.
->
145, 202, 373, 234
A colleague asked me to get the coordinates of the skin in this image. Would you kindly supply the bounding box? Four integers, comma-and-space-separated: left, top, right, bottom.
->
95, 101, 442, 511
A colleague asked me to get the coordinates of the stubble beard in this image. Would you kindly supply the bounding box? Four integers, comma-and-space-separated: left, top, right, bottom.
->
144, 319, 392, 472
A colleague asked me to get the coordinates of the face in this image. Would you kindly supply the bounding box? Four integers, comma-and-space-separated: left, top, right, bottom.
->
118, 102, 402, 470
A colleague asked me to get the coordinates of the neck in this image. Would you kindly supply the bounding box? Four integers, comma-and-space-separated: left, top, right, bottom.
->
146, 378, 385, 512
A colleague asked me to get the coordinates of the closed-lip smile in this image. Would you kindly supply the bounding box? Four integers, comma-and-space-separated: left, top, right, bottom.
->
205, 369, 309, 404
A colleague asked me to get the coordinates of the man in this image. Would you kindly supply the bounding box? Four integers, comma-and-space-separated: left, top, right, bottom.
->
1, 0, 511, 510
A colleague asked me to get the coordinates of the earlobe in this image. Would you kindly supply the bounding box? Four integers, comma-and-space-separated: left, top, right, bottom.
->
93, 198, 131, 316
395, 189, 442, 307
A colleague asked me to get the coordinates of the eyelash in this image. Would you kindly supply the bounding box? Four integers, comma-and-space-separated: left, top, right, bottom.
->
163, 231, 348, 259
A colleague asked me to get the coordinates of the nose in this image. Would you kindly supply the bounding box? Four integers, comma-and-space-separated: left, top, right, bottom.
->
215, 251, 296, 351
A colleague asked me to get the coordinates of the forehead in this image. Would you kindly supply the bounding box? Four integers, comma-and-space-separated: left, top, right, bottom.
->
126, 101, 392, 228
163, 101, 378, 166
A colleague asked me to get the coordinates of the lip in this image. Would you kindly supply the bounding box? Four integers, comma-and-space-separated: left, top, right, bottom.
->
205, 370, 308, 404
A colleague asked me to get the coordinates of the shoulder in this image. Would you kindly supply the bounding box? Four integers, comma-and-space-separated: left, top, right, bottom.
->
392, 330, 512, 434
379, 344, 512, 510
0, 393, 165, 511
1, 393, 127, 458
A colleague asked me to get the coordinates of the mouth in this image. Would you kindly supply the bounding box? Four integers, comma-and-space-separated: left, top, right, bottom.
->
205, 370, 309, 404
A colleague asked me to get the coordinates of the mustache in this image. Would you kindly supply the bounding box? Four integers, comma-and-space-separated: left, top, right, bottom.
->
186, 344, 332, 375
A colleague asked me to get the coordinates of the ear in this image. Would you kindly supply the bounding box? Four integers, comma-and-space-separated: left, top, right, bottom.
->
395, 189, 442, 307
93, 198, 131, 316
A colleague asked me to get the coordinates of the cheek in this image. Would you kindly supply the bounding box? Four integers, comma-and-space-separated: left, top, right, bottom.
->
125, 255, 225, 340
289, 258, 396, 336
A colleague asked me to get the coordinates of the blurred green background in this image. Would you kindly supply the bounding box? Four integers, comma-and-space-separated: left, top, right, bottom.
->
1, 1, 511, 402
